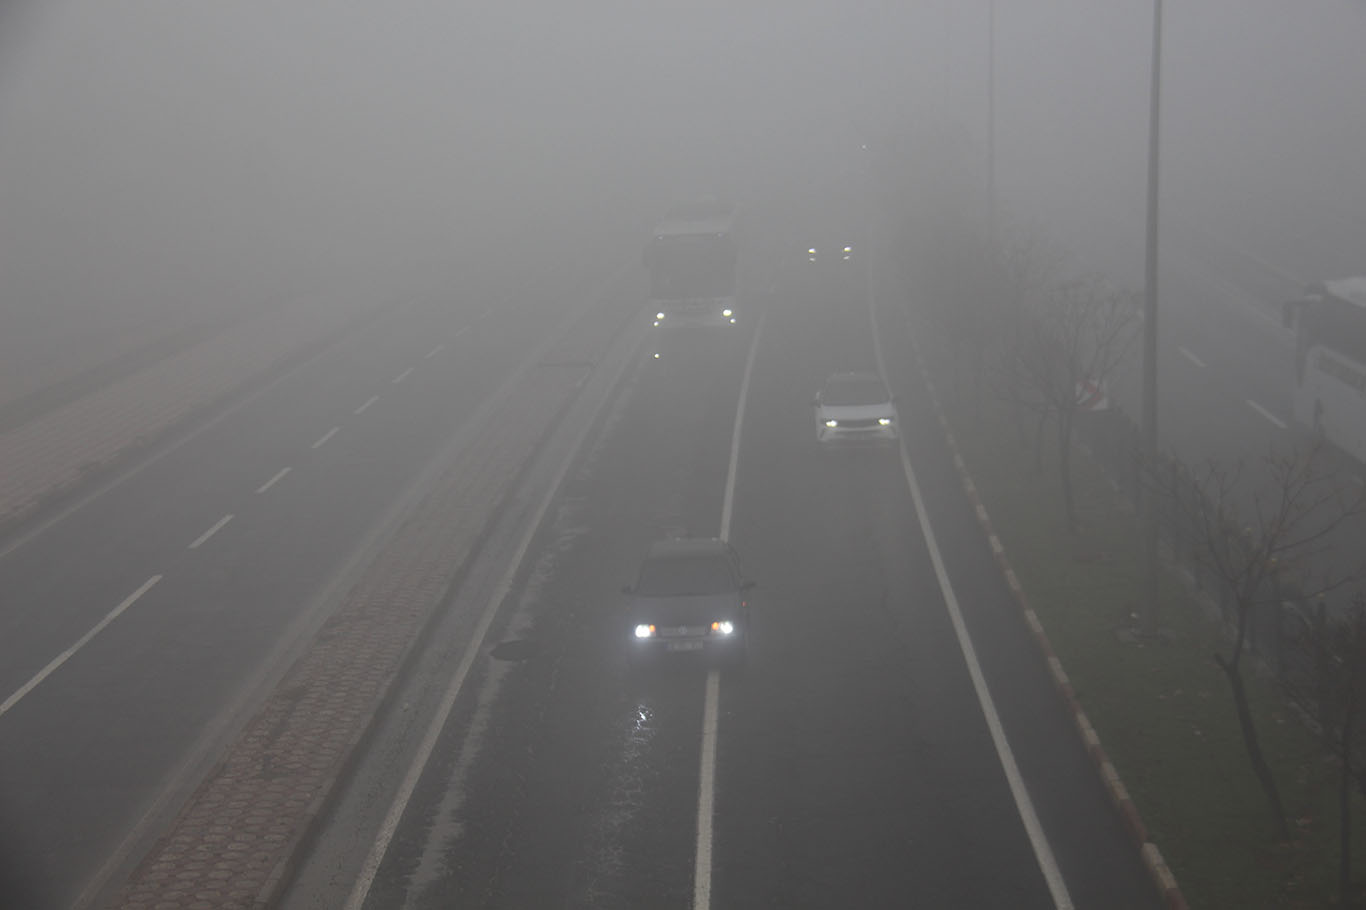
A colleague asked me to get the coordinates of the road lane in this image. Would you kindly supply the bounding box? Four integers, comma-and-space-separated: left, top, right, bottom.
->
0, 271, 624, 909
338, 256, 1158, 908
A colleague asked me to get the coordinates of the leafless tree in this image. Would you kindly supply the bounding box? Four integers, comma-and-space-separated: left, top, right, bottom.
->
1161, 441, 1366, 843
995, 275, 1137, 527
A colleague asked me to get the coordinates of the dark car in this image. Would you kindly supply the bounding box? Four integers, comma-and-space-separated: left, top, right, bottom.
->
623, 538, 753, 668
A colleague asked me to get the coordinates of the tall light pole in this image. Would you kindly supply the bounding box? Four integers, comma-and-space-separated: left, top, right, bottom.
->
1141, 0, 1164, 637
987, 0, 996, 254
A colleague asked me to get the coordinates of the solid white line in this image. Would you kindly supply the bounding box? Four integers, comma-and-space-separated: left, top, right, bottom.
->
424, 344, 445, 359
188, 513, 234, 549
692, 668, 721, 910
1246, 399, 1288, 430
255, 466, 292, 495
0, 575, 162, 719
1178, 346, 1207, 369
342, 328, 646, 910
354, 395, 379, 415
392, 367, 414, 385
870, 251, 1074, 909
719, 313, 765, 543
312, 426, 341, 449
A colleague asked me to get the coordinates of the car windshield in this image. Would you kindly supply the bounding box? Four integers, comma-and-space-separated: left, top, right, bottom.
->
823, 378, 889, 406
635, 555, 735, 596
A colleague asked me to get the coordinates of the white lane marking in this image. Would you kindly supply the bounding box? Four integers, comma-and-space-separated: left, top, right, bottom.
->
453, 324, 472, 337
0, 303, 415, 567
354, 395, 379, 415
1178, 346, 1208, 369
312, 426, 341, 449
188, 513, 234, 550
392, 367, 414, 385
692, 668, 721, 910
255, 467, 292, 495
0, 575, 162, 719
1246, 399, 1288, 430
719, 313, 765, 543
424, 344, 445, 359
342, 329, 646, 910
693, 311, 766, 910
870, 255, 1074, 909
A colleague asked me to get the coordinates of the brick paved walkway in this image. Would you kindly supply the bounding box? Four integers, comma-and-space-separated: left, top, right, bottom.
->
111, 288, 629, 909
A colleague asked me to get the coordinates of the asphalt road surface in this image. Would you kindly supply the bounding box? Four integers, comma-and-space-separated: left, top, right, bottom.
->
288, 250, 1162, 908
0, 271, 624, 910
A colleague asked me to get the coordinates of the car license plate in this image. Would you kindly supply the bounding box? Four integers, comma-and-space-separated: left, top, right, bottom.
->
666, 640, 704, 652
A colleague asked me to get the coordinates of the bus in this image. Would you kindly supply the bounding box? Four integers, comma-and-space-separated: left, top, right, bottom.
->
1285, 277, 1366, 461
643, 201, 739, 330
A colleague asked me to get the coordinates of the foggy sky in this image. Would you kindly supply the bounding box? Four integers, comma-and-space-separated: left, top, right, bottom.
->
1, 0, 1362, 391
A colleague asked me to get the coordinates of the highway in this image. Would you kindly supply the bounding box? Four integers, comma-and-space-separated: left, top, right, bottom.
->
0, 267, 629, 909
0, 190, 1348, 910
283, 238, 1161, 908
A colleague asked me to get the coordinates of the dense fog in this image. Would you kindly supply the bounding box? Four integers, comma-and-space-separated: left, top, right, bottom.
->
3, 1, 1362, 373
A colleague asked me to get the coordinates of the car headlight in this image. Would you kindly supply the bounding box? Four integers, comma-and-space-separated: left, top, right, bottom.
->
722, 308, 733, 317
711, 621, 735, 635
878, 417, 893, 426
634, 624, 656, 639
825, 419, 839, 428
656, 312, 666, 320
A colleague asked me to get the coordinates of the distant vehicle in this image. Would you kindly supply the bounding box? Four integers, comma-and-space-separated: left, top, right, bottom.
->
812, 371, 898, 445
805, 243, 854, 264
643, 201, 740, 330
623, 538, 752, 668
1284, 277, 1366, 460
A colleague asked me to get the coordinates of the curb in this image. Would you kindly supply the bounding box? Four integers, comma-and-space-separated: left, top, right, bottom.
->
108, 266, 641, 910
907, 332, 1190, 910
256, 268, 644, 909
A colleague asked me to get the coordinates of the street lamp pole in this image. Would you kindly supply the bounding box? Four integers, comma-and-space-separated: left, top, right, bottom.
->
1141, 0, 1164, 637
987, 0, 996, 254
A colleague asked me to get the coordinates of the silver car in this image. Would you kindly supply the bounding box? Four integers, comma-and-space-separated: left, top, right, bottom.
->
813, 371, 899, 445
623, 538, 753, 667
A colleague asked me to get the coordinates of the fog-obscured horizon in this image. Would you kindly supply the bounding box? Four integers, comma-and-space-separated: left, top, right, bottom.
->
1, 0, 1362, 393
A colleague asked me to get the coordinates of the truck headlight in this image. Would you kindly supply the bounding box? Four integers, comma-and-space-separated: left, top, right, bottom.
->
710, 621, 734, 635
634, 624, 656, 639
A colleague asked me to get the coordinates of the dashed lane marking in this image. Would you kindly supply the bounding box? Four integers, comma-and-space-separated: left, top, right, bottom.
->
188, 514, 234, 550
255, 467, 292, 495
424, 344, 445, 359
1245, 399, 1287, 430
312, 426, 341, 449
1178, 347, 1207, 368
0, 575, 162, 719
392, 367, 414, 385
354, 395, 379, 415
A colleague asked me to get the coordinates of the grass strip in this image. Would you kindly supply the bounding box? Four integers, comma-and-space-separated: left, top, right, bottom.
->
934, 378, 1366, 909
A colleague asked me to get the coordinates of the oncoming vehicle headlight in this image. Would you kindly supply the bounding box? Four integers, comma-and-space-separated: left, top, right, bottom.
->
634, 624, 656, 639
711, 621, 735, 635
825, 419, 839, 428
878, 417, 893, 426
722, 308, 733, 317
656, 312, 665, 320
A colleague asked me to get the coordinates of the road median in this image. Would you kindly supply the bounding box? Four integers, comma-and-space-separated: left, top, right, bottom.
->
110, 272, 639, 910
